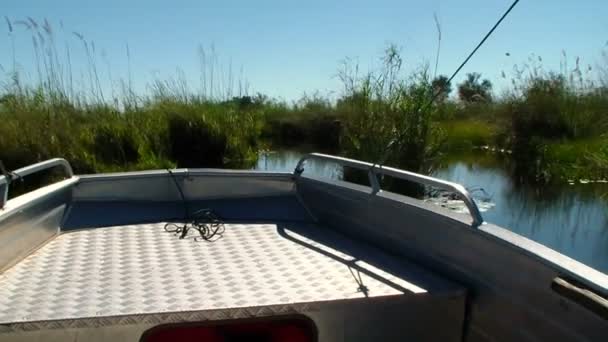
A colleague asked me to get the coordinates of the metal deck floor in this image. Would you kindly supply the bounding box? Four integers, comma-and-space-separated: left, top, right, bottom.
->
0, 222, 462, 330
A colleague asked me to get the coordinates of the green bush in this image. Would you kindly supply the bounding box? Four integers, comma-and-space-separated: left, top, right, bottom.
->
0, 92, 263, 172
337, 46, 443, 174
167, 113, 227, 168
92, 124, 140, 165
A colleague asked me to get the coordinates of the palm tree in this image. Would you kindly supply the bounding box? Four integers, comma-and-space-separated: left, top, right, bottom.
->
458, 73, 493, 103
431, 75, 452, 102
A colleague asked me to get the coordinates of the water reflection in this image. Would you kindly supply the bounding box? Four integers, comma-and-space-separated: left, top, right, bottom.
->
434, 162, 608, 273
257, 150, 342, 179
254, 150, 608, 273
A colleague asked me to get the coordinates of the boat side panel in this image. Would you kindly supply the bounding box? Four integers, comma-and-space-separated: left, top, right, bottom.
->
295, 177, 608, 342
62, 196, 313, 229
73, 171, 295, 202
64, 171, 306, 229
0, 181, 73, 273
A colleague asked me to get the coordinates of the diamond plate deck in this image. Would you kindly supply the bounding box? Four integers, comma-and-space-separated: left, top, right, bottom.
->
0, 222, 460, 331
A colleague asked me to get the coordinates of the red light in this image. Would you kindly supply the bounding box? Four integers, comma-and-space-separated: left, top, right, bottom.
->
141, 317, 316, 342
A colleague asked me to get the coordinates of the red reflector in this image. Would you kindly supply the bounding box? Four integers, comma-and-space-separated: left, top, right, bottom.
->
142, 317, 316, 342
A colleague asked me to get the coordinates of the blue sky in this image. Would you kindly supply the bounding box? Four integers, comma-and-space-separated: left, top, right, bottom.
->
2, 0, 607, 101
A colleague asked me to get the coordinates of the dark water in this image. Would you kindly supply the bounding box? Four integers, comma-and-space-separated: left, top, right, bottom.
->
254, 150, 608, 273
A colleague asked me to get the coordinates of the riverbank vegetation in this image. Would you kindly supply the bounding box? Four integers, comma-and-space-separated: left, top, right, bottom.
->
1, 18, 607, 185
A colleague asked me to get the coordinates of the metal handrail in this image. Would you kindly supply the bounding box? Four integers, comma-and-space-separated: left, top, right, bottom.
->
294, 153, 484, 227
0, 158, 74, 209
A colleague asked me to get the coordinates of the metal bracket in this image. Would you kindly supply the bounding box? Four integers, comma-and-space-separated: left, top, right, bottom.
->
0, 161, 9, 209
367, 166, 381, 195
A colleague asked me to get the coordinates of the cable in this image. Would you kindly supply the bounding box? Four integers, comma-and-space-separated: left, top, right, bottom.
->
347, 264, 369, 297
371, 0, 521, 168
167, 169, 189, 218
164, 169, 225, 242
435, 0, 520, 105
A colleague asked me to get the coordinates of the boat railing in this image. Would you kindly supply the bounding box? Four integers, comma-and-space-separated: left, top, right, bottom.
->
0, 158, 74, 210
294, 152, 484, 227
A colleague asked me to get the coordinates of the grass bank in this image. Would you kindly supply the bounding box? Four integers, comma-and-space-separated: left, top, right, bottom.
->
1, 17, 607, 185
0, 93, 264, 173
2, 72, 606, 185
